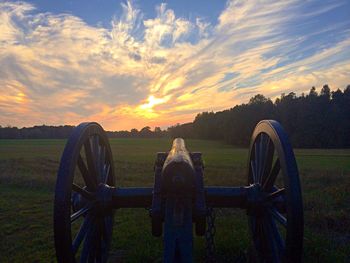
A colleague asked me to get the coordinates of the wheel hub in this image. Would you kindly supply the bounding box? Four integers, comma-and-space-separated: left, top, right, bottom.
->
71, 183, 114, 217
246, 184, 268, 216
94, 183, 115, 216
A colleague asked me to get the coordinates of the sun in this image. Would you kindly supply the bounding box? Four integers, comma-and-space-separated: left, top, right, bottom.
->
15, 92, 26, 103
136, 95, 169, 118
139, 95, 167, 110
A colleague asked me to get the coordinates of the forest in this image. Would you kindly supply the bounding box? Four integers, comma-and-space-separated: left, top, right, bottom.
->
168, 85, 350, 148
1, 85, 349, 148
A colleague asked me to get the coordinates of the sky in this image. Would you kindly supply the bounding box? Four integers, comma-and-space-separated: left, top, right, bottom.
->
0, 0, 349, 131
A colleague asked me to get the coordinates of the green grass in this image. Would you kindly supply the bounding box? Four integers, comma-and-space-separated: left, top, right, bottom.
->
0, 139, 349, 262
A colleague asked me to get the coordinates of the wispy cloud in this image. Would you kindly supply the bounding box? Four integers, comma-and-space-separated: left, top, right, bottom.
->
0, 0, 349, 130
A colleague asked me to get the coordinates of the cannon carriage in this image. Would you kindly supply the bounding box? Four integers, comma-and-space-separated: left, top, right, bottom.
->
54, 120, 303, 262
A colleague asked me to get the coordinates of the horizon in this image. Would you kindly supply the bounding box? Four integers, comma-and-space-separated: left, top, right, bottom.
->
0, 84, 347, 131
1, 0, 350, 130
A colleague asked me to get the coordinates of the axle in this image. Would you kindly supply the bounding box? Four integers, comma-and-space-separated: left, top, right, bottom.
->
109, 186, 249, 209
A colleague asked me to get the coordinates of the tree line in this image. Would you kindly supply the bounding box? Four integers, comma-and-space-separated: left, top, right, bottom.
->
167, 85, 350, 148
1, 84, 349, 148
0, 125, 167, 139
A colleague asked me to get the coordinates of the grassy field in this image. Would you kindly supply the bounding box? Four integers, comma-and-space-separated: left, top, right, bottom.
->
0, 138, 349, 262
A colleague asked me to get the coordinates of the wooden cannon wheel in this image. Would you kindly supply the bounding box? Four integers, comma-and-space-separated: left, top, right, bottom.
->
54, 122, 116, 263
246, 120, 304, 262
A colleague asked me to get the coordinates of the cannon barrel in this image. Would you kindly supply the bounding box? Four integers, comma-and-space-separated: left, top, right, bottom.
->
161, 138, 195, 195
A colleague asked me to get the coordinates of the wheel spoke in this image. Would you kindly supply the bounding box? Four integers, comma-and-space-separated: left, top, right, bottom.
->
100, 218, 109, 263
250, 217, 260, 249
87, 219, 101, 263
250, 160, 257, 184
257, 134, 265, 184
262, 215, 279, 263
103, 215, 113, 243
92, 135, 102, 182
254, 141, 260, 183
100, 146, 106, 183
254, 134, 274, 185
77, 154, 97, 191
94, 218, 103, 263
88, 250, 96, 263
84, 140, 98, 187
269, 214, 285, 254
254, 218, 267, 257
270, 208, 287, 227
261, 137, 274, 186
71, 204, 92, 223
72, 183, 95, 201
263, 158, 280, 191
103, 164, 110, 185
72, 216, 92, 254
80, 219, 96, 263
267, 188, 285, 201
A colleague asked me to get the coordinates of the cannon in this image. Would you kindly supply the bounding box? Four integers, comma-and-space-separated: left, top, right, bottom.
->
54, 120, 303, 262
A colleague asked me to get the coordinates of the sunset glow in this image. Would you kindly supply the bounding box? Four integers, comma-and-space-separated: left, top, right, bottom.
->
0, 1, 349, 130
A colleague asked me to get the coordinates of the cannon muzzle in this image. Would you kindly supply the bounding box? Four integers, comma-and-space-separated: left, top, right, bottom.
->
161, 138, 195, 195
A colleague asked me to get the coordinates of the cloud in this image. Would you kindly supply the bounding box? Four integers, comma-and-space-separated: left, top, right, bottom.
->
0, 0, 349, 130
